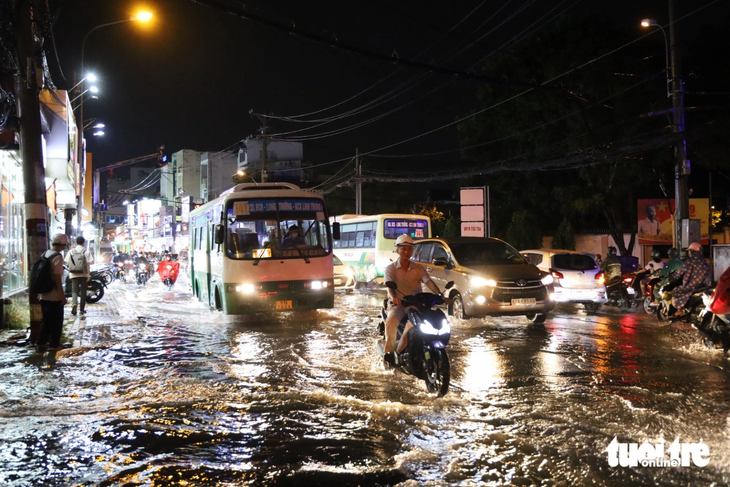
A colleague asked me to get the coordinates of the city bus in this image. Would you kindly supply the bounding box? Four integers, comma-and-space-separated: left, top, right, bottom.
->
189, 182, 335, 314
331, 214, 431, 283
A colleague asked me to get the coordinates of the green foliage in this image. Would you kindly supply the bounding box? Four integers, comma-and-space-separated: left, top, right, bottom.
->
552, 218, 576, 250
505, 211, 542, 250
4, 303, 29, 330
443, 216, 460, 238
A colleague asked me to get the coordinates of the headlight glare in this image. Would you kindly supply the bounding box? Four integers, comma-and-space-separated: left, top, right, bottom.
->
541, 274, 554, 285
472, 277, 497, 287
236, 283, 255, 293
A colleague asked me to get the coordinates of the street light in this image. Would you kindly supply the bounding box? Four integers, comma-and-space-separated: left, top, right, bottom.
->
640, 19, 670, 98
76, 11, 153, 241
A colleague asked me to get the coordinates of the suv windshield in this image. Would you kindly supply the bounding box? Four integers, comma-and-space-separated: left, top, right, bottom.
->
225, 198, 330, 260
450, 241, 526, 266
553, 254, 597, 271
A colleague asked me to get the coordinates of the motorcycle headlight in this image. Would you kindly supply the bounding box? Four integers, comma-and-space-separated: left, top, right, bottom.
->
702, 293, 711, 306
541, 274, 554, 285
419, 320, 439, 335
418, 319, 451, 336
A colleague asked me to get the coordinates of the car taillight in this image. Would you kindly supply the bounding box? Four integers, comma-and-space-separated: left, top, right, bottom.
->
595, 271, 605, 285
550, 269, 564, 280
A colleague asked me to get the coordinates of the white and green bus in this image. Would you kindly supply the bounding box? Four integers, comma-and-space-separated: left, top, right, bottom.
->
189, 183, 335, 314
331, 214, 431, 283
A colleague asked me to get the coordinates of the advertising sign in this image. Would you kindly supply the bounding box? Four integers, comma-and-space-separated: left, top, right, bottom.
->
460, 186, 489, 237
637, 198, 709, 245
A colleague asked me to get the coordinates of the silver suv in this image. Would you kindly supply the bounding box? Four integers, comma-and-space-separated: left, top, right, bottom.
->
412, 237, 555, 323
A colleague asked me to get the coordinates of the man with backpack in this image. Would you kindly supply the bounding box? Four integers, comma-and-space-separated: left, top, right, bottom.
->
36, 234, 68, 351
65, 235, 94, 316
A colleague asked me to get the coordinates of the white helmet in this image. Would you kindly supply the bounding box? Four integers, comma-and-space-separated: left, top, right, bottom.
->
395, 234, 415, 247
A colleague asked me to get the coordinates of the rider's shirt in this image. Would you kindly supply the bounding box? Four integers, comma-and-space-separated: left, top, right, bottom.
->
644, 260, 666, 274
384, 258, 431, 297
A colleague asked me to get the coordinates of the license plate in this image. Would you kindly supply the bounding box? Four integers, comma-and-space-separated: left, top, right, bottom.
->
511, 298, 536, 306
275, 300, 293, 310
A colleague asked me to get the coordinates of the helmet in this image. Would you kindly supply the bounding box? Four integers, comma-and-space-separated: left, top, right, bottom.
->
607, 246, 617, 256
668, 248, 679, 259
650, 250, 661, 260
688, 242, 702, 252
395, 234, 415, 247
52, 234, 69, 246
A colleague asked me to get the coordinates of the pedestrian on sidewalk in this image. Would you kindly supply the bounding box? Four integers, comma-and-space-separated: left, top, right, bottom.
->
37, 234, 68, 351
65, 235, 94, 316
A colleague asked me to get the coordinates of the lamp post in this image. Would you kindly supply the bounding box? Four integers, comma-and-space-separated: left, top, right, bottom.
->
640, 0, 689, 250
75, 11, 153, 241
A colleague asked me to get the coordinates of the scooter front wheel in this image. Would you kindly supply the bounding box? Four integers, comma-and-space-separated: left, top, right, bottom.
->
643, 296, 655, 314
423, 349, 450, 397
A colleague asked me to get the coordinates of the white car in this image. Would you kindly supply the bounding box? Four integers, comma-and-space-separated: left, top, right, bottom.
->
333, 255, 357, 292
521, 249, 607, 311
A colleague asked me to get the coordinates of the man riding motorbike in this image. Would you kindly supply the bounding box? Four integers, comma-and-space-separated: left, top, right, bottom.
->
382, 234, 450, 366
635, 250, 666, 297
671, 242, 711, 317
601, 246, 629, 304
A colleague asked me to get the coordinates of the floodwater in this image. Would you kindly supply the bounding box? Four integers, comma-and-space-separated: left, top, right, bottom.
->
1, 278, 730, 486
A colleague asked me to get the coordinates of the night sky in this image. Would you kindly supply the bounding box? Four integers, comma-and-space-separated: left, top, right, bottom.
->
47, 0, 730, 178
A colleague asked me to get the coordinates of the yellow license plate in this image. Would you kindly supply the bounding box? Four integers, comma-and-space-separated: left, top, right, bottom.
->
275, 300, 293, 310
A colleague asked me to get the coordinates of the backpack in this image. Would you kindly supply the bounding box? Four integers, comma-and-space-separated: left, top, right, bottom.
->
30, 251, 58, 294
67, 248, 87, 273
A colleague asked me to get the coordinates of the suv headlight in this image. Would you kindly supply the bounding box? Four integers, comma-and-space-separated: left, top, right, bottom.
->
541, 274, 554, 285
471, 277, 497, 287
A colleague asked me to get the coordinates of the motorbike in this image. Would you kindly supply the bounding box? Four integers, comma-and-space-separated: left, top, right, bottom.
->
657, 280, 713, 324
157, 259, 181, 290
376, 281, 454, 397
112, 261, 126, 282
63, 267, 107, 304
694, 289, 730, 352
135, 262, 150, 286
604, 274, 632, 308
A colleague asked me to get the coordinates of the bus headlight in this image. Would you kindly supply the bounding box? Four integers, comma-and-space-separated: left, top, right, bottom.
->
236, 284, 255, 293
308, 280, 328, 290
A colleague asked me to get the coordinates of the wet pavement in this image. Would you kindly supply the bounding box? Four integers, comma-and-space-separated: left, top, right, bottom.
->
1, 275, 730, 486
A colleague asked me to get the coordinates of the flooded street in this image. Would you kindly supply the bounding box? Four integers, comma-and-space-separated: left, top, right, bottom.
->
2, 278, 730, 486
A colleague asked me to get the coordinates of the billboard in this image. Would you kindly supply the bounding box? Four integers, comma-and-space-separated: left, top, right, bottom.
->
637, 198, 709, 245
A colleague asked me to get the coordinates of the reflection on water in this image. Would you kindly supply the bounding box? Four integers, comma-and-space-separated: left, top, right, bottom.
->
0, 285, 729, 485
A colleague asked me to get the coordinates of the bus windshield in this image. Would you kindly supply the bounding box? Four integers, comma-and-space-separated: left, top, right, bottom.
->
226, 198, 330, 260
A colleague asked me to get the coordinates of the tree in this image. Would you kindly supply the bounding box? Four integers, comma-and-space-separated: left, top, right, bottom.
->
457, 15, 674, 255
552, 218, 575, 250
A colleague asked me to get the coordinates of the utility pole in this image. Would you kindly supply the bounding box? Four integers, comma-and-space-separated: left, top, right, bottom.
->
15, 0, 50, 342
260, 117, 268, 183
355, 149, 361, 215
669, 0, 690, 248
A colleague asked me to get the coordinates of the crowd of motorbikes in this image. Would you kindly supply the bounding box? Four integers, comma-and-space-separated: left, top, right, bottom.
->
601, 247, 730, 354
64, 252, 181, 305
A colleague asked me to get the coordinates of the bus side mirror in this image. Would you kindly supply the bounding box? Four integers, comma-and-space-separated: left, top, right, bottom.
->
332, 222, 341, 240
214, 224, 224, 245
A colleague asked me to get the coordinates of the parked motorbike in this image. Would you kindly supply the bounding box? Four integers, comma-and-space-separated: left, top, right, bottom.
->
376, 281, 454, 397
63, 267, 106, 303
